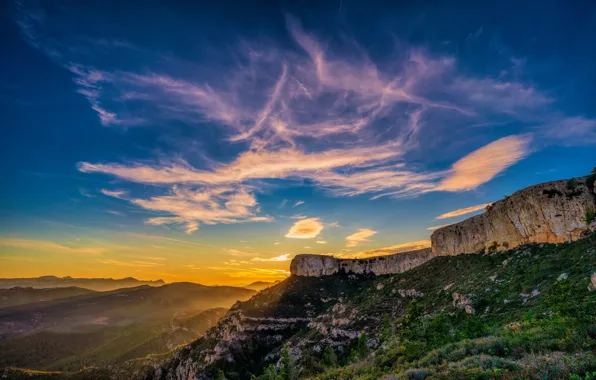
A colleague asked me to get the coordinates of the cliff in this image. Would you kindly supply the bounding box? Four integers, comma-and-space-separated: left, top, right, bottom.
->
290, 176, 596, 277
431, 177, 596, 256
290, 248, 434, 277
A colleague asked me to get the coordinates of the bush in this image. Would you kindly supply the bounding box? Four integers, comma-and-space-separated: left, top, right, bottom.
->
322, 346, 337, 368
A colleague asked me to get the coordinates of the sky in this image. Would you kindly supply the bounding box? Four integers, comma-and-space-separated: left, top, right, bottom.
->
1, 0, 595, 286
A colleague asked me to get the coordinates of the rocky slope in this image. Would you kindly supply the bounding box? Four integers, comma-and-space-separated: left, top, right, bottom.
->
135, 232, 595, 380
290, 249, 434, 277
432, 177, 596, 256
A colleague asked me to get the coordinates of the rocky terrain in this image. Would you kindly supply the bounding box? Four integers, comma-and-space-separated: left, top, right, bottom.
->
128, 231, 594, 380
290, 248, 434, 277
431, 176, 596, 256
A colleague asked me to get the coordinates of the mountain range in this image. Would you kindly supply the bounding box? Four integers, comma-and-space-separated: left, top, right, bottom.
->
0, 282, 255, 372
0, 276, 166, 292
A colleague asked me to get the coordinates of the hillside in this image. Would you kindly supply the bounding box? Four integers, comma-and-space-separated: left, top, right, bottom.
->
0, 276, 166, 292
0, 283, 254, 372
139, 233, 596, 379
0, 287, 96, 308
243, 281, 280, 292
2, 234, 595, 379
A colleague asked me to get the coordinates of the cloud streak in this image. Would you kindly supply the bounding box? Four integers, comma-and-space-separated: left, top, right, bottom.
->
345, 228, 377, 247
436, 203, 491, 220
341, 240, 431, 258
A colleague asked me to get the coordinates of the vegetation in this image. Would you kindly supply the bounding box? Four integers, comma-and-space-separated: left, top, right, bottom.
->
4, 233, 596, 380
303, 233, 596, 379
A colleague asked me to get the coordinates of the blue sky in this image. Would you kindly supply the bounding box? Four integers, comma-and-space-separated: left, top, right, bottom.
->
1, 0, 595, 284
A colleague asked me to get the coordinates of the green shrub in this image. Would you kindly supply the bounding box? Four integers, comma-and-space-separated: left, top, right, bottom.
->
322, 346, 337, 368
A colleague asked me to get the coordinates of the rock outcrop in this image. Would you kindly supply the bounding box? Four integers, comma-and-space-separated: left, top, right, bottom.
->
290, 248, 434, 277
431, 177, 596, 256
290, 176, 596, 277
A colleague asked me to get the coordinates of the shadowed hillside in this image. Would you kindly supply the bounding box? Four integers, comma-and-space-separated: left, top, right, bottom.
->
0, 287, 96, 308
0, 283, 254, 372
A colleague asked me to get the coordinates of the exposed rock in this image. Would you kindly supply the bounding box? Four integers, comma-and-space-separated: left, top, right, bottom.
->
452, 292, 474, 314
558, 273, 569, 281
397, 289, 424, 298
431, 178, 596, 256
291, 248, 434, 277
589, 273, 596, 292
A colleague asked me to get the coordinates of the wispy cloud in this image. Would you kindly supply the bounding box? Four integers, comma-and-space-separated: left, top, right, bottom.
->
345, 228, 377, 247
0, 239, 104, 255
14, 4, 595, 234
427, 223, 454, 231
342, 240, 431, 258
102, 185, 271, 234
316, 240, 327, 244
100, 189, 127, 199
251, 254, 292, 262
436, 203, 490, 220
98, 259, 163, 268
79, 188, 95, 198
285, 217, 324, 239
224, 248, 254, 257
293, 200, 305, 207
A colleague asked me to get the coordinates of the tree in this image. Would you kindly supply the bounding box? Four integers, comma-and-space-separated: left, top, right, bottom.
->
279, 345, 296, 380
216, 370, 226, 380
322, 346, 337, 368
357, 333, 369, 360
260, 365, 278, 380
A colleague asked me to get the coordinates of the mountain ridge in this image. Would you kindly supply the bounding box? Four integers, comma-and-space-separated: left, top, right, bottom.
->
0, 276, 166, 292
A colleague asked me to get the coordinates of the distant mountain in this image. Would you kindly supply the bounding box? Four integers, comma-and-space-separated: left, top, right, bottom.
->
0, 283, 255, 371
0, 276, 166, 291
0, 286, 96, 308
243, 280, 280, 291
0, 282, 255, 336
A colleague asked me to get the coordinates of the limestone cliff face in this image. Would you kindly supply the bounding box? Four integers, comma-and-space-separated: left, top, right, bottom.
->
431, 178, 596, 256
290, 248, 434, 277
